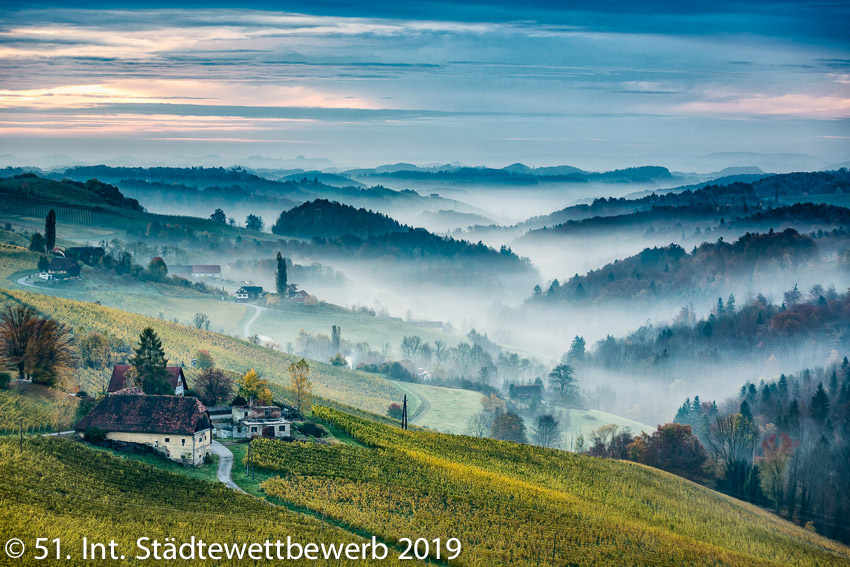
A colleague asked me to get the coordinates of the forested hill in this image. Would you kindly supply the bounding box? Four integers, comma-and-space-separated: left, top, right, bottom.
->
591, 287, 850, 369
272, 199, 407, 239
521, 182, 761, 230
0, 173, 142, 211
520, 169, 850, 230
532, 229, 817, 303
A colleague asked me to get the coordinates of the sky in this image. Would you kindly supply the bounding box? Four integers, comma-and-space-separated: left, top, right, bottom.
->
0, 1, 848, 171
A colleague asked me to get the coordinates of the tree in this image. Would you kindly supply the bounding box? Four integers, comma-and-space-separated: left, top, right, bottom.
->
567, 336, 586, 365
147, 257, 167, 279
210, 208, 227, 223
237, 369, 273, 404
466, 412, 490, 438
22, 317, 74, 387
532, 414, 561, 448
195, 368, 233, 406
548, 364, 578, 405
387, 403, 403, 420
192, 313, 211, 331
37, 255, 49, 273
275, 252, 288, 295
29, 232, 45, 252
809, 383, 830, 422
329, 353, 347, 367
332, 325, 341, 352
0, 305, 72, 385
706, 412, 759, 499
289, 358, 312, 414
129, 328, 172, 395
245, 214, 264, 231
79, 332, 111, 369
400, 335, 422, 359
195, 349, 214, 370
636, 423, 708, 481
490, 410, 528, 444
45, 209, 56, 251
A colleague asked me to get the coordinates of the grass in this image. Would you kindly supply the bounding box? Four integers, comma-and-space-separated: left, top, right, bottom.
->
390, 381, 484, 434
250, 302, 462, 351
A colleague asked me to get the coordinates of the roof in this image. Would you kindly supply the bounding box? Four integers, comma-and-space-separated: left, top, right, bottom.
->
107, 364, 186, 393
511, 384, 544, 398
48, 257, 79, 272
192, 265, 221, 274
170, 265, 192, 274
237, 286, 263, 293
75, 395, 211, 435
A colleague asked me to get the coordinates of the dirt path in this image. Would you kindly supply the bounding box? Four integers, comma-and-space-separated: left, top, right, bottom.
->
242, 303, 266, 338
211, 441, 245, 493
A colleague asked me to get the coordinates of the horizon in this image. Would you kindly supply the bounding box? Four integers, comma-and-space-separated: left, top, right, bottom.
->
1, 1, 848, 172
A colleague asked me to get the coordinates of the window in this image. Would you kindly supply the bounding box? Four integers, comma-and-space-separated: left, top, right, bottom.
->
182, 439, 186, 446
279, 425, 286, 431
251, 427, 257, 433
164, 437, 170, 443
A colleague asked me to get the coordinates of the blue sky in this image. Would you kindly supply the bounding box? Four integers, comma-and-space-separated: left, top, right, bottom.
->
0, 1, 848, 171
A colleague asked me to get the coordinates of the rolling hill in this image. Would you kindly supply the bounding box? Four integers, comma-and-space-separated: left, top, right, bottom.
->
247, 407, 850, 566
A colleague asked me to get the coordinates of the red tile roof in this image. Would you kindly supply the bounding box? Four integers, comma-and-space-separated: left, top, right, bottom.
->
74, 395, 211, 435
107, 365, 187, 393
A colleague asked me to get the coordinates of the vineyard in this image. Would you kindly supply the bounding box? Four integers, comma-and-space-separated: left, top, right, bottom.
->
0, 390, 56, 434
0, 437, 414, 565
248, 407, 850, 567
0, 288, 404, 413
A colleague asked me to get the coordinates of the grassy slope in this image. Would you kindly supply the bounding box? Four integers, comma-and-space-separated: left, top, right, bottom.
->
250, 302, 461, 350
391, 381, 484, 434
0, 437, 408, 566
252, 407, 850, 567
0, 287, 404, 414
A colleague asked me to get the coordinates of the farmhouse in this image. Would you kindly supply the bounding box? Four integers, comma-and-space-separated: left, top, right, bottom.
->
289, 289, 310, 303
74, 395, 212, 466
231, 403, 290, 439
39, 257, 80, 280
107, 364, 188, 396
235, 285, 263, 301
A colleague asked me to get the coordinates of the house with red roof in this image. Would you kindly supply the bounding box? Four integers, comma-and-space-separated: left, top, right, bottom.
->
74, 395, 212, 465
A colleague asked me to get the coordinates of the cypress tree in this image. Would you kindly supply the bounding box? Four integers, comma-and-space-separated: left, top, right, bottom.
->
276, 252, 288, 296
45, 209, 56, 251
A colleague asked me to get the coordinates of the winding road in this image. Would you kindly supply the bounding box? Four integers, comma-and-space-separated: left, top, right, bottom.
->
242, 304, 265, 338
211, 441, 245, 493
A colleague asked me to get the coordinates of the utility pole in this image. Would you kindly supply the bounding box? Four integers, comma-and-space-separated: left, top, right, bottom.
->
402, 395, 408, 430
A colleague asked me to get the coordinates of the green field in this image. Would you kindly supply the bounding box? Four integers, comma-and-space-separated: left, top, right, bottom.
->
248, 407, 850, 567
246, 302, 463, 352
390, 381, 484, 434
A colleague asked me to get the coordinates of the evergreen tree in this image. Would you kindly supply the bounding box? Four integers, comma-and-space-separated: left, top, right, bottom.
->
45, 209, 56, 251
567, 336, 586, 364
739, 399, 753, 422
37, 255, 49, 273
276, 252, 288, 296
129, 328, 172, 395
809, 383, 830, 423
